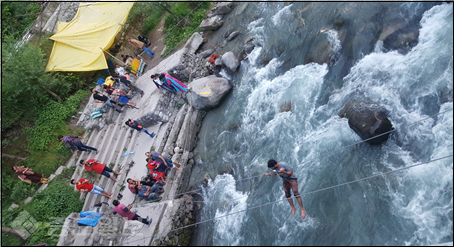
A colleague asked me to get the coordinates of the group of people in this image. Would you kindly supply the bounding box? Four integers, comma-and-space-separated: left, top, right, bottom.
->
150, 73, 189, 94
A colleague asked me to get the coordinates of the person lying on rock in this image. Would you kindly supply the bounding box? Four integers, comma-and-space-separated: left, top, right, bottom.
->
71, 178, 112, 199
91, 88, 123, 113
79, 159, 121, 182
112, 200, 152, 225
125, 119, 155, 138
145, 151, 181, 175
150, 74, 176, 94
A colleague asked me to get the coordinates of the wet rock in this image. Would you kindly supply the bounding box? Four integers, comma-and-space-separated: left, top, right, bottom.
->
244, 43, 255, 54
221, 51, 240, 73
187, 75, 232, 111
280, 102, 292, 112
199, 15, 224, 31
226, 31, 240, 41
202, 173, 211, 187
244, 36, 254, 44
260, 54, 272, 66
339, 101, 394, 145
198, 49, 214, 58
219, 163, 234, 175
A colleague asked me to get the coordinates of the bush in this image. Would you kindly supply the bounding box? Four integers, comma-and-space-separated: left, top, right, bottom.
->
142, 11, 164, 34
26, 222, 60, 246
26, 181, 83, 222
10, 181, 37, 201
162, 2, 210, 56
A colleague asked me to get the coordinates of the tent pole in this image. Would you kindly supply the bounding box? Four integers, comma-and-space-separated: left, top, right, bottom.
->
102, 49, 126, 67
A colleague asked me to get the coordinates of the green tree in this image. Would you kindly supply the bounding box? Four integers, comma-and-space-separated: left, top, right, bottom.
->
1, 2, 41, 40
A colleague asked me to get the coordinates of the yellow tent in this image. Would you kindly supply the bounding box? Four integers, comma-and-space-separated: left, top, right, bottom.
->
46, 1, 134, 72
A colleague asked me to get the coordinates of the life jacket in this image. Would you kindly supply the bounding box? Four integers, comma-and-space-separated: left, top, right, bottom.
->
208, 54, 218, 64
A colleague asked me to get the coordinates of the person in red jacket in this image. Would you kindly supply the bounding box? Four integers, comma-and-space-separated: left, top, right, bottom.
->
71, 178, 112, 199
80, 159, 121, 182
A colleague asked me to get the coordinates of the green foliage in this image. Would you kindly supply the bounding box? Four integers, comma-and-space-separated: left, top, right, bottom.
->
127, 1, 160, 24
26, 181, 83, 222
1, 207, 23, 227
1, 1, 41, 40
142, 11, 164, 34
162, 2, 210, 56
1, 42, 47, 131
26, 222, 60, 246
10, 181, 37, 201
25, 90, 89, 151
1, 233, 23, 246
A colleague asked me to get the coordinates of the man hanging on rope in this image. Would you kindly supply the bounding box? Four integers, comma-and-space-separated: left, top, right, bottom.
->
265, 159, 306, 218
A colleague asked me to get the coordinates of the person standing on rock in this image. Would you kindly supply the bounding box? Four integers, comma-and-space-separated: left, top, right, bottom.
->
71, 178, 112, 199
125, 119, 155, 138
264, 159, 306, 218
59, 134, 99, 154
79, 159, 121, 182
145, 151, 181, 175
151, 74, 176, 94
112, 200, 152, 225
128, 38, 154, 60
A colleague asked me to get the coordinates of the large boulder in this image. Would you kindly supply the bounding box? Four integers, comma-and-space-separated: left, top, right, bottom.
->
221, 51, 240, 74
199, 15, 224, 31
184, 32, 204, 54
187, 75, 232, 110
212, 2, 235, 15
339, 101, 394, 145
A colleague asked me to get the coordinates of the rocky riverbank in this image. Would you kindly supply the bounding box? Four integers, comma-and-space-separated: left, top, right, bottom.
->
55, 2, 250, 246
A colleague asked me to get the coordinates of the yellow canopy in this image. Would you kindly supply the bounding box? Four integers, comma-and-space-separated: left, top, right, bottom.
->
46, 1, 134, 72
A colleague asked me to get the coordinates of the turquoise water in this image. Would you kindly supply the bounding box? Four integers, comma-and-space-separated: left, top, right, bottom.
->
190, 2, 453, 246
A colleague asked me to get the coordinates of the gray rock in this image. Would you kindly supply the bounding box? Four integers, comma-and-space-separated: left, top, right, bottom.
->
187, 75, 232, 111
202, 173, 211, 187
226, 31, 240, 41
221, 51, 240, 73
219, 163, 234, 175
213, 2, 235, 15
339, 101, 394, 145
184, 32, 204, 54
198, 49, 214, 58
199, 15, 224, 31
244, 43, 255, 54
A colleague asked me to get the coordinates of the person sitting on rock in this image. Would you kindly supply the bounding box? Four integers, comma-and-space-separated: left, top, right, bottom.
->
112, 200, 152, 225
146, 158, 167, 184
115, 64, 127, 76
112, 75, 145, 98
125, 118, 155, 138
150, 74, 176, 94
80, 159, 121, 182
127, 177, 163, 194
121, 54, 134, 66
71, 178, 112, 199
145, 151, 181, 175
136, 184, 162, 201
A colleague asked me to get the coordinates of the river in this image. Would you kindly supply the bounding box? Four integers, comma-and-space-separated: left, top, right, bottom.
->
188, 2, 453, 246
